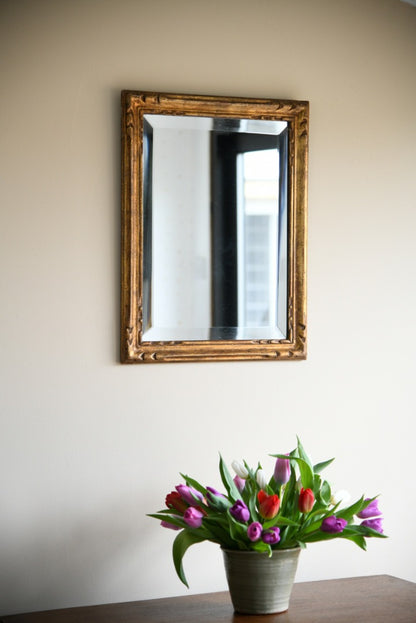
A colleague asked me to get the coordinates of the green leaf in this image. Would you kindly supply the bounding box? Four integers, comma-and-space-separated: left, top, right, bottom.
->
269, 474, 279, 493
263, 516, 300, 529
299, 505, 340, 535
202, 502, 229, 517
312, 474, 322, 499
172, 529, 207, 587
202, 517, 235, 547
313, 458, 335, 474
251, 540, 271, 554
180, 473, 207, 497
300, 522, 386, 548
292, 457, 314, 489
244, 481, 260, 522
226, 514, 249, 548
295, 540, 307, 549
280, 467, 297, 517
301, 530, 340, 544
219, 454, 241, 502
264, 482, 275, 495
296, 437, 313, 471
320, 480, 332, 505
243, 460, 257, 481
338, 525, 381, 549
340, 533, 367, 550
344, 524, 387, 540
336, 496, 372, 521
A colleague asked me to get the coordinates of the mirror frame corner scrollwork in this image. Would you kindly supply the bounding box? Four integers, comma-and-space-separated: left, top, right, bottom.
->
121, 90, 308, 363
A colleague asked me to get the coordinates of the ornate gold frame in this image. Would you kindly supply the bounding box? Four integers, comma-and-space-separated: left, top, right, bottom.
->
121, 91, 308, 363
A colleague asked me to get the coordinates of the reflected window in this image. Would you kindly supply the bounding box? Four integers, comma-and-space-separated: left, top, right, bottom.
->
238, 149, 280, 330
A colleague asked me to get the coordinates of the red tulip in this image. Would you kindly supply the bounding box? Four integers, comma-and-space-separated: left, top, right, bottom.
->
257, 490, 280, 519
298, 488, 315, 513
165, 491, 188, 514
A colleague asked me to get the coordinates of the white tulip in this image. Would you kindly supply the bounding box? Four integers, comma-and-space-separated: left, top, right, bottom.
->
256, 469, 268, 489
231, 460, 249, 479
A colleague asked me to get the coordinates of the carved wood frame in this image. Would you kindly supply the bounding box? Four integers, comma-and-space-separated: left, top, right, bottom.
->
121, 91, 308, 363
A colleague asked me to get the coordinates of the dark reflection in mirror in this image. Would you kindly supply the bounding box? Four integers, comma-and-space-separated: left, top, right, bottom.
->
142, 114, 288, 342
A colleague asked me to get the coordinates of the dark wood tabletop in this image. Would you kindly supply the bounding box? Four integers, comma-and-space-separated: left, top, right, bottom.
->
1, 575, 415, 622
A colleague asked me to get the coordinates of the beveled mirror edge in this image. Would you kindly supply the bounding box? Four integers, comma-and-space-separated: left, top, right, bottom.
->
121, 90, 308, 363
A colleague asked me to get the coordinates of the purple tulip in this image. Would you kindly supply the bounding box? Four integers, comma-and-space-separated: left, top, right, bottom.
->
357, 499, 382, 519
261, 526, 281, 545
320, 515, 348, 533
233, 475, 246, 493
247, 522, 263, 542
230, 499, 250, 523
183, 507, 204, 528
176, 484, 204, 507
361, 518, 384, 534
274, 455, 291, 486
160, 520, 181, 531
206, 486, 224, 497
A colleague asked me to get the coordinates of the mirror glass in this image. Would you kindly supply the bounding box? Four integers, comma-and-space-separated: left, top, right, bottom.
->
121, 91, 308, 363
143, 114, 288, 342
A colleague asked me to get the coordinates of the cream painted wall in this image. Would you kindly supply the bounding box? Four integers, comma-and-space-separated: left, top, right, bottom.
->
1, 0, 415, 615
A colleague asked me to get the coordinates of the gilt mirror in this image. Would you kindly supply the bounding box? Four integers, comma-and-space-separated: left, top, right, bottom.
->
121, 91, 308, 363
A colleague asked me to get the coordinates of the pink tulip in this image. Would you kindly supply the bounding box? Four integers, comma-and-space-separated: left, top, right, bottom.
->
183, 507, 204, 528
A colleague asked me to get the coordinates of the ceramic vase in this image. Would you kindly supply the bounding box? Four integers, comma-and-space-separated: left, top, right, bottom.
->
222, 547, 301, 615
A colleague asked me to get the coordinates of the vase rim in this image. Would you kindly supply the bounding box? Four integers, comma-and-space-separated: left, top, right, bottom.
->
221, 546, 301, 554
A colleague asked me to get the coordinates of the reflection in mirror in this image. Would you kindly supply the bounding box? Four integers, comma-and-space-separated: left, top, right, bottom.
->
142, 114, 288, 342
121, 91, 308, 363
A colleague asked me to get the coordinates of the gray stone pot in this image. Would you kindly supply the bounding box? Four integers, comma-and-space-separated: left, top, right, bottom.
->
222, 547, 301, 614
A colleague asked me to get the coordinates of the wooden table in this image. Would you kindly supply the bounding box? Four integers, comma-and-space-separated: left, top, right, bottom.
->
1, 575, 415, 622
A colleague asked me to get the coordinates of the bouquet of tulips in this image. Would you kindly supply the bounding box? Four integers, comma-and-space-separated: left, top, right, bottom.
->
149, 438, 386, 586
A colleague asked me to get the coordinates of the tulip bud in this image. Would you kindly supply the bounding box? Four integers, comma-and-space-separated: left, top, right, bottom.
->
261, 526, 280, 545
357, 498, 382, 519
274, 456, 291, 486
183, 507, 204, 528
256, 469, 268, 490
233, 475, 246, 493
160, 520, 182, 531
257, 490, 280, 519
360, 517, 384, 534
229, 499, 250, 523
232, 460, 249, 479
206, 486, 224, 498
176, 484, 204, 507
247, 522, 262, 542
320, 515, 347, 533
298, 487, 315, 513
